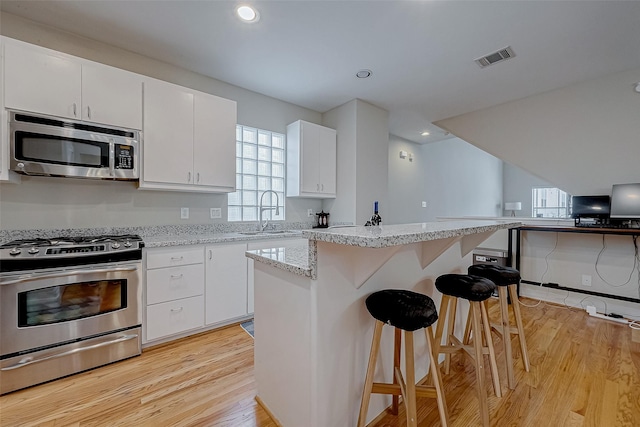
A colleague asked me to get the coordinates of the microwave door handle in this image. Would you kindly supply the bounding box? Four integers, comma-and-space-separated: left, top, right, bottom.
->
109, 140, 115, 177
0, 266, 138, 286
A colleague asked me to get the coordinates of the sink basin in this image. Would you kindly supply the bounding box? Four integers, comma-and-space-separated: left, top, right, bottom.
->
237, 230, 301, 236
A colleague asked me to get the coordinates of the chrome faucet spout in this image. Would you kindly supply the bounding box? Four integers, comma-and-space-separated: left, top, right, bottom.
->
259, 190, 280, 232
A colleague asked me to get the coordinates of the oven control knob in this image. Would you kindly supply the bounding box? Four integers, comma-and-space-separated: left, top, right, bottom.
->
28, 247, 40, 255
9, 247, 22, 256
123, 241, 132, 248
111, 242, 121, 249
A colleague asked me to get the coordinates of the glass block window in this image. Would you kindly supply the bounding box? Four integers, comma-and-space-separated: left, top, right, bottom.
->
228, 125, 285, 222
532, 187, 570, 218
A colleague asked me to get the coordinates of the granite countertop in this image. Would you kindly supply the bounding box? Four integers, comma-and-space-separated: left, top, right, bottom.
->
301, 219, 521, 248
248, 220, 521, 279
143, 230, 305, 248
246, 240, 312, 277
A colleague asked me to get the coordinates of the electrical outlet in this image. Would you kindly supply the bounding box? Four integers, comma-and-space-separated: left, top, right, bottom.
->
307, 209, 314, 217
421, 201, 427, 208
582, 274, 592, 286
180, 207, 189, 219
210, 208, 222, 219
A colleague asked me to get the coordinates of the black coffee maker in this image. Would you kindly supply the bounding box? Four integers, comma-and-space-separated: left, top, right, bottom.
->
315, 210, 329, 228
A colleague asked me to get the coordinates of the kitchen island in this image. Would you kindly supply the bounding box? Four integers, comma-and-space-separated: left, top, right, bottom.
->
247, 220, 520, 427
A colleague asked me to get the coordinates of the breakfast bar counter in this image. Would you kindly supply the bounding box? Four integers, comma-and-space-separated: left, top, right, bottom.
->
248, 220, 520, 427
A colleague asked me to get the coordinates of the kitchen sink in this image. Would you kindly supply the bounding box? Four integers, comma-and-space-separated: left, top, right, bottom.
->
237, 230, 302, 236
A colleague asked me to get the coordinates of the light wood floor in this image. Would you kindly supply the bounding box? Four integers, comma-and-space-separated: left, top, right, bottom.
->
1, 299, 638, 426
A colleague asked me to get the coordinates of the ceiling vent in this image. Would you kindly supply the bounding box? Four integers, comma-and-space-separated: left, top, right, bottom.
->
474, 46, 516, 68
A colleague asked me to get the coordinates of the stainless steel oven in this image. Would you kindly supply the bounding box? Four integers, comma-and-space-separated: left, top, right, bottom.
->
0, 235, 144, 394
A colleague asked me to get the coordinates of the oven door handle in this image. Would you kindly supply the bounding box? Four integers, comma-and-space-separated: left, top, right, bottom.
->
0, 266, 138, 286
0, 333, 139, 371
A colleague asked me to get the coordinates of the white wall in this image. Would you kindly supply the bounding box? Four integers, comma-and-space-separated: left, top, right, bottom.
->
421, 138, 503, 221
322, 99, 389, 226
387, 135, 427, 224
0, 13, 324, 230
436, 66, 640, 197
322, 101, 357, 225
354, 101, 389, 225
503, 162, 557, 218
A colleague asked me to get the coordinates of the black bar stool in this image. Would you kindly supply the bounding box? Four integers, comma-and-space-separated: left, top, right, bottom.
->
358, 289, 449, 427
433, 274, 501, 427
468, 264, 530, 389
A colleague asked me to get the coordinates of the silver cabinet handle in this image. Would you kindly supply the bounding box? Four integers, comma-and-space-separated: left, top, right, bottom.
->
317, 184, 320, 191
170, 256, 184, 261
188, 172, 192, 183
209, 250, 212, 260
196, 172, 200, 183
170, 307, 184, 313
73, 103, 77, 117
170, 274, 183, 279
0, 266, 138, 286
87, 105, 91, 119
321, 184, 324, 191
1, 334, 138, 371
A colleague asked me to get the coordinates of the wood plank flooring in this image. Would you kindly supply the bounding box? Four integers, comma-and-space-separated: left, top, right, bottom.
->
0, 325, 277, 427
0, 299, 638, 426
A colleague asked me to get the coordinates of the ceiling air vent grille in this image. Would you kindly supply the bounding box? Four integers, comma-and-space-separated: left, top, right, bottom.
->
475, 46, 516, 68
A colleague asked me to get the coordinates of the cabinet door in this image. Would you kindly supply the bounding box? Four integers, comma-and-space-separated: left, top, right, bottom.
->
145, 296, 204, 342
193, 92, 236, 191
4, 41, 81, 119
300, 121, 320, 194
82, 63, 142, 129
142, 79, 194, 185
317, 126, 337, 196
205, 243, 248, 325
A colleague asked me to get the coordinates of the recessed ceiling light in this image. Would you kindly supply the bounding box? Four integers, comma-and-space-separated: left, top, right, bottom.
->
356, 69, 372, 79
421, 131, 430, 136
237, 5, 259, 23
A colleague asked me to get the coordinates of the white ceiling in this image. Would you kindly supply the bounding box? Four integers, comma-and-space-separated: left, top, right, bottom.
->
3, 0, 640, 144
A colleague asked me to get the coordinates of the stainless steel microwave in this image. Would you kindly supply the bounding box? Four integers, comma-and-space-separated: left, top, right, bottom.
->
9, 110, 140, 180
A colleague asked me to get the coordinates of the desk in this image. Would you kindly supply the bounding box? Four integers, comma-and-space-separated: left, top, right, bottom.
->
510, 225, 640, 303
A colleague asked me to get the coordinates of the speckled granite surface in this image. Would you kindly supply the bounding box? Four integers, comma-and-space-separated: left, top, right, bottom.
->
246, 240, 312, 278
246, 220, 521, 279
301, 220, 521, 248
0, 222, 315, 246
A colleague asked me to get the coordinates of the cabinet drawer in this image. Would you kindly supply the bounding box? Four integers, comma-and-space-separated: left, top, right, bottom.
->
147, 264, 204, 305
146, 247, 203, 269
145, 296, 204, 342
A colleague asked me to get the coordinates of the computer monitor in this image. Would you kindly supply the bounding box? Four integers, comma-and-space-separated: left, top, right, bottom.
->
571, 195, 610, 219
609, 183, 640, 220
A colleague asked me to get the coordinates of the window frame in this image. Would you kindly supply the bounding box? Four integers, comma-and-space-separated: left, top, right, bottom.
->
227, 125, 286, 223
531, 187, 570, 218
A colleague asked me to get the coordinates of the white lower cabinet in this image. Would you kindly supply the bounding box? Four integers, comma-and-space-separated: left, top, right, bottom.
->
205, 243, 248, 325
144, 246, 205, 343
145, 296, 204, 342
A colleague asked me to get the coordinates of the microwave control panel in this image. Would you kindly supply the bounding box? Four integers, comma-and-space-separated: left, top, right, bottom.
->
115, 145, 134, 170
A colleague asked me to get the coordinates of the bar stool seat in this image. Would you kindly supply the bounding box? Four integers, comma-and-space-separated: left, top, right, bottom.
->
468, 264, 530, 390
434, 274, 501, 427
358, 289, 449, 427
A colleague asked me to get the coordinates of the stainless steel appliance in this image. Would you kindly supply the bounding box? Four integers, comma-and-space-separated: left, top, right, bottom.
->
0, 235, 144, 394
9, 110, 140, 180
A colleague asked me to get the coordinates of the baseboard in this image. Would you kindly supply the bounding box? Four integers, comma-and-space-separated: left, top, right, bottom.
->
255, 395, 284, 427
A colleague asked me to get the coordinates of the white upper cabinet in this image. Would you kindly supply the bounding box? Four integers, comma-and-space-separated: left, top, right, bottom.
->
3, 38, 142, 130
142, 78, 194, 186
80, 62, 142, 129
140, 78, 237, 193
287, 120, 337, 198
193, 93, 236, 189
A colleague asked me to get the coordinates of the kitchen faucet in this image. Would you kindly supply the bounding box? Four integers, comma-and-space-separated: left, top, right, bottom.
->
258, 190, 280, 232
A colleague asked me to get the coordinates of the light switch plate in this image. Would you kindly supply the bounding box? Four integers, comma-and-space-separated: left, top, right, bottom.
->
180, 207, 189, 219
210, 208, 222, 219
421, 201, 427, 208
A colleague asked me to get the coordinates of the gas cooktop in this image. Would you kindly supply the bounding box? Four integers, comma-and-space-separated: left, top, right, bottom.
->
0, 234, 144, 272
